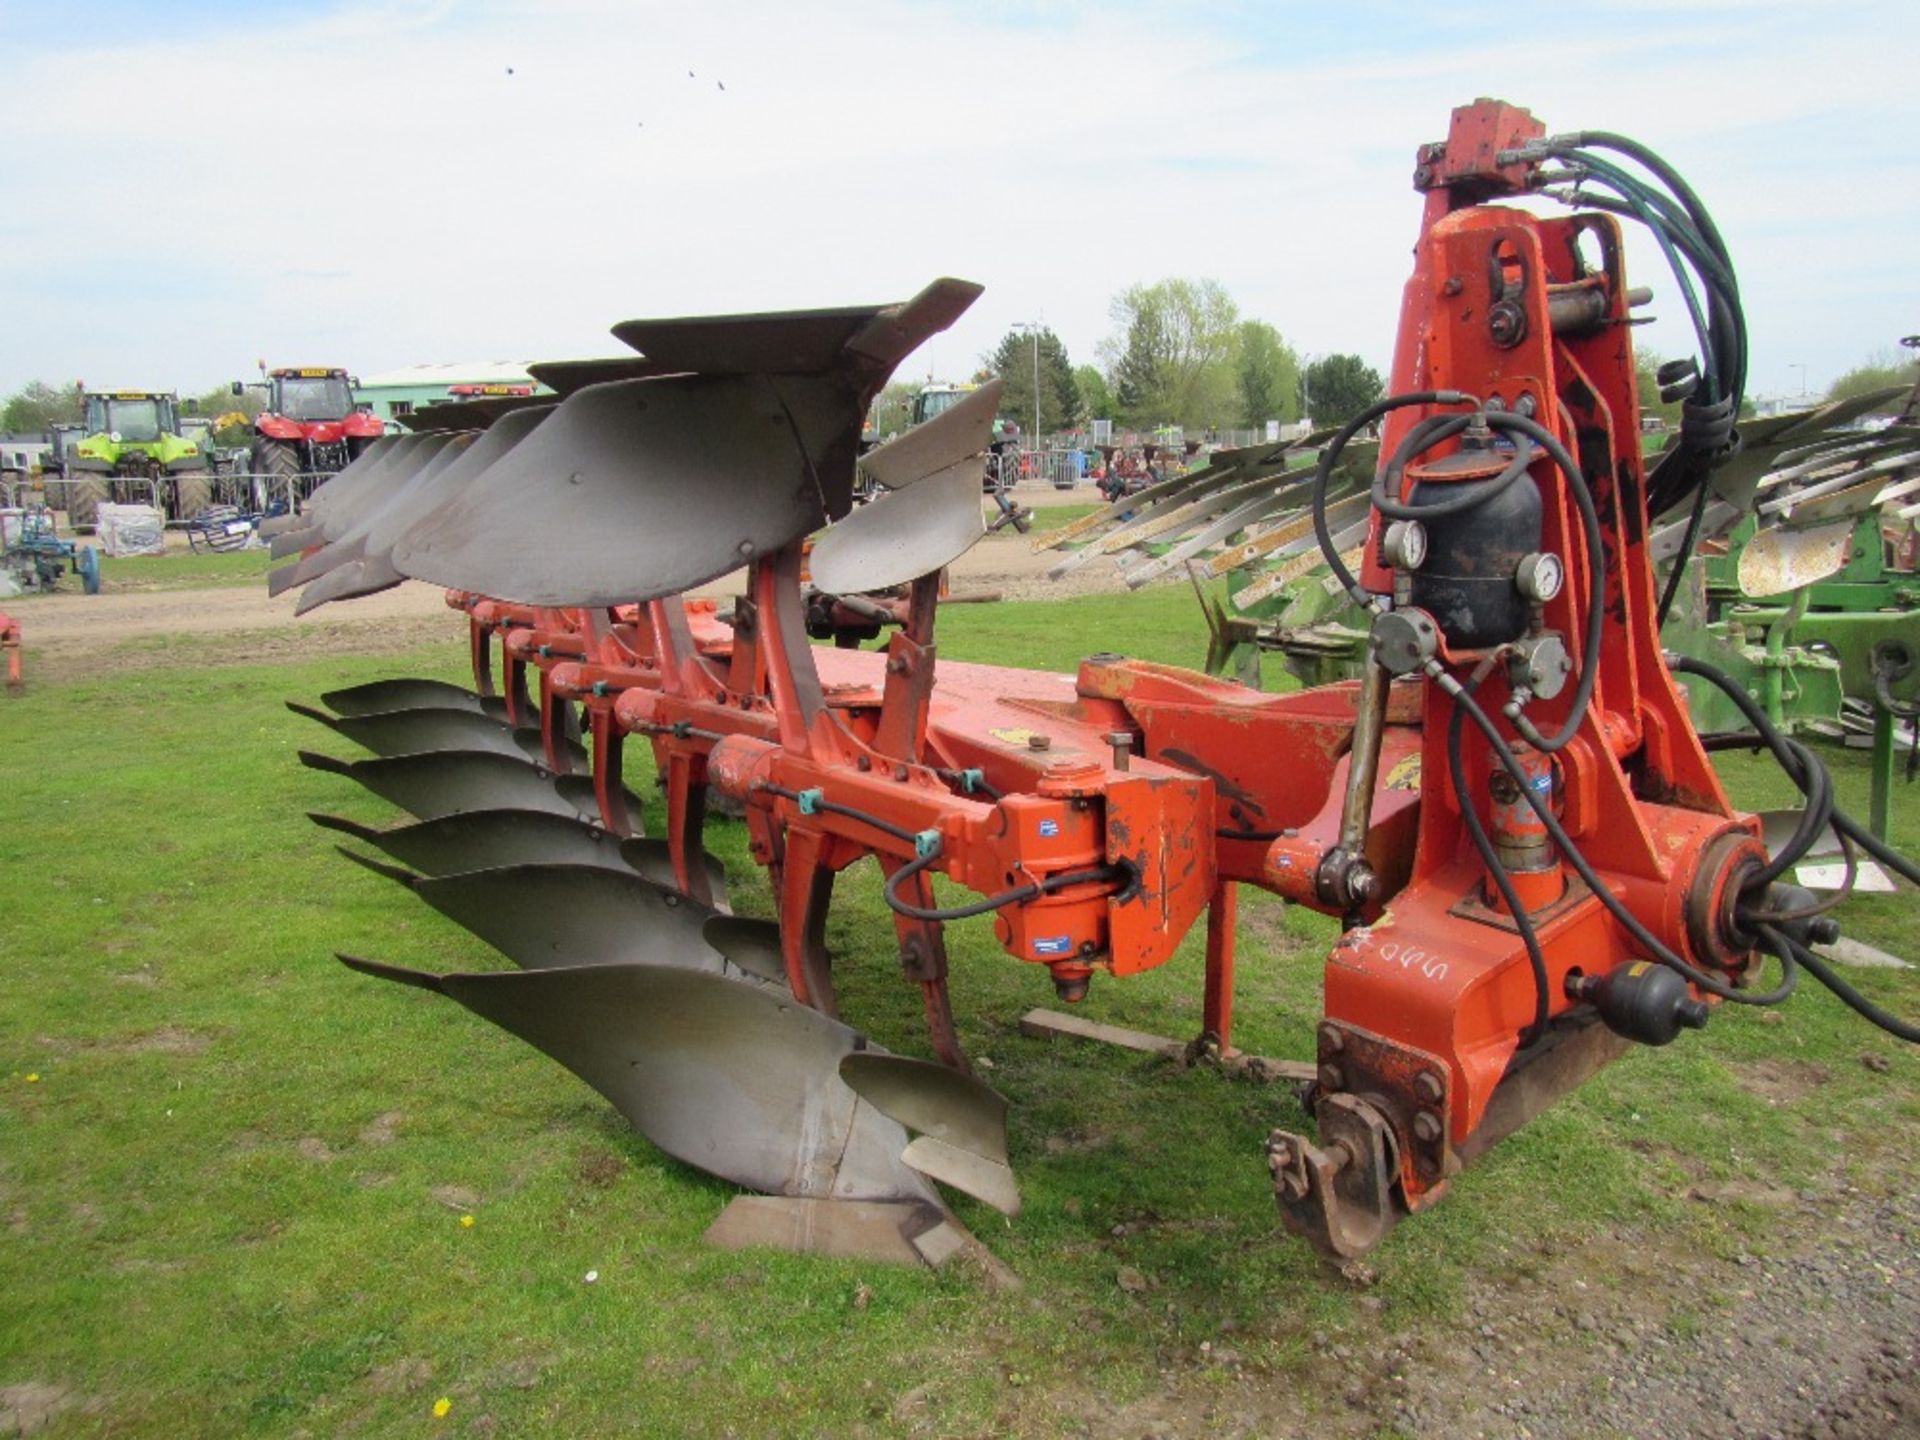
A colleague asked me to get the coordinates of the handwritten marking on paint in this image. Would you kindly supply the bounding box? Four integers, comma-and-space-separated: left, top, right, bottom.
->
1377, 939, 1448, 983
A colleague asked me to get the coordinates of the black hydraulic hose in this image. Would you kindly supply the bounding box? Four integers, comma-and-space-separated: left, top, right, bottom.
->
1670, 655, 1920, 889
1749, 735, 1835, 888
1311, 391, 1479, 606
1656, 476, 1715, 626
758, 783, 925, 847
1480, 409, 1607, 755
1568, 153, 1718, 380
1449, 677, 1552, 1045
1319, 395, 1607, 756
881, 842, 1122, 923
1372, 414, 1536, 521
761, 782, 1126, 923
1741, 828, 1858, 925
1451, 682, 1798, 1006
1563, 131, 1735, 278
1759, 923, 1920, 1045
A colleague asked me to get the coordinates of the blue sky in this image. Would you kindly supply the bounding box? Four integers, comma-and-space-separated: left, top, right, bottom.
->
0, 0, 1914, 404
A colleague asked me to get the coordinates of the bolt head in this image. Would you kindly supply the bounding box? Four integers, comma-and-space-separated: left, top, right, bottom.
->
1318, 1023, 1345, 1054
1412, 1112, 1443, 1144
1317, 1063, 1345, 1091
1414, 1071, 1444, 1104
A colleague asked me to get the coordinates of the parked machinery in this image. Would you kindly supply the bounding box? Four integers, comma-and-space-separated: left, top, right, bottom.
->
265, 101, 1917, 1268
2, 506, 99, 596
57, 389, 211, 528
0, 609, 19, 688
240, 367, 385, 504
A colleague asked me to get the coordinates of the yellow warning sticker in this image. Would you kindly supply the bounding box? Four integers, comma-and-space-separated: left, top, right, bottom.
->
1385, 754, 1422, 791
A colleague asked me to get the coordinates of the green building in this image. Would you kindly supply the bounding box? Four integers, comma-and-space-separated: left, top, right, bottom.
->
352, 361, 548, 423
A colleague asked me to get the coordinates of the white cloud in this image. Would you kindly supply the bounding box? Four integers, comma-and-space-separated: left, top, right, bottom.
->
0, 0, 1913, 400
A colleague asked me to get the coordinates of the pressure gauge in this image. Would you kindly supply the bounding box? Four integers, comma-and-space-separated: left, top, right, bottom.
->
1382, 519, 1428, 571
1516, 552, 1564, 603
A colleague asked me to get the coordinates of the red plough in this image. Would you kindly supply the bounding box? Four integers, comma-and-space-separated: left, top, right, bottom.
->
269, 100, 1918, 1269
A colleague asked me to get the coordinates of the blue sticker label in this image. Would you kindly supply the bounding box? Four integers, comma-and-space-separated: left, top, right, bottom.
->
1033, 935, 1073, 957
1038, 819, 1061, 838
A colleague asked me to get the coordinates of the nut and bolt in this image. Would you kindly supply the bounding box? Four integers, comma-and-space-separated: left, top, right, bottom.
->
1413, 1071, 1445, 1104
1027, 733, 1052, 752
1107, 732, 1134, 771
1412, 1113, 1443, 1144
1317, 1063, 1345, 1091
1318, 1023, 1345, 1054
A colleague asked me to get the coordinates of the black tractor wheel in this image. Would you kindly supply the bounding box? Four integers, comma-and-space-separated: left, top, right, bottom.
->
172, 472, 213, 524
253, 437, 301, 487
63, 475, 109, 532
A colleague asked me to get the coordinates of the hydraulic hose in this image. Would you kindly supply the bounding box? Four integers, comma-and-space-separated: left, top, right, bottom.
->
1448, 674, 1552, 1044
1310, 391, 1478, 607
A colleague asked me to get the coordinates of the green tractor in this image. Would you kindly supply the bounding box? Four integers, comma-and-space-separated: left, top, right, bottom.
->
58, 390, 211, 530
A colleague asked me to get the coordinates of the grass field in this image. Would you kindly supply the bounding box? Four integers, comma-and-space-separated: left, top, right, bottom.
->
1, 583, 1915, 1437
4, 544, 277, 600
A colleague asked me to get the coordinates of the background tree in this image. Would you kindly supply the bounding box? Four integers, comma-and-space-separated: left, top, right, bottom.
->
1074, 365, 1115, 422
1299, 353, 1384, 428
1100, 278, 1241, 429
1, 381, 84, 434
986, 327, 1083, 436
1235, 320, 1300, 429
1634, 349, 1684, 429
868, 379, 922, 440
1827, 348, 1919, 409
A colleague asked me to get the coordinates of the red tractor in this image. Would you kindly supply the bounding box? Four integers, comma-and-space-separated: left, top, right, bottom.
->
238, 367, 385, 501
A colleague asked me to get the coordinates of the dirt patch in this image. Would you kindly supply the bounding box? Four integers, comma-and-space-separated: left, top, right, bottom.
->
1023, 1183, 1919, 1440
32, 1025, 209, 1057
121, 1025, 210, 1055
357, 1111, 404, 1146
430, 1184, 482, 1211
574, 1147, 623, 1189
12, 578, 454, 683
364, 1357, 434, 1396
10, 507, 1140, 688
293, 1136, 336, 1163
0, 1381, 101, 1436
1730, 1057, 1831, 1105
484, 1354, 552, 1392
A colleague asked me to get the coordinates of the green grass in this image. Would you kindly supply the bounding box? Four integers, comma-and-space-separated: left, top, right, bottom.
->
8, 544, 275, 600
1, 585, 1915, 1436
1019, 502, 1102, 535
96, 546, 276, 591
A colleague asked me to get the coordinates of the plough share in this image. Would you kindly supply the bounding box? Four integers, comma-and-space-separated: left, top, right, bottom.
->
270, 100, 1918, 1268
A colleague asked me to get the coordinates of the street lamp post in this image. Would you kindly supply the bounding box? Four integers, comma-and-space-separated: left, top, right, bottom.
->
1789, 363, 1807, 397
1013, 320, 1044, 484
